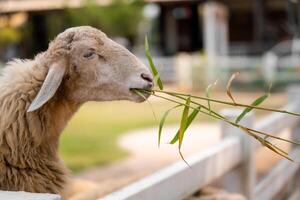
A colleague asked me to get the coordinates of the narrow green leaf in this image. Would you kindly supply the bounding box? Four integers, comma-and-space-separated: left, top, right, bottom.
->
158, 105, 182, 147
235, 84, 272, 124
154, 74, 161, 86
170, 105, 201, 144
170, 133, 179, 144
145, 36, 164, 90
178, 97, 191, 149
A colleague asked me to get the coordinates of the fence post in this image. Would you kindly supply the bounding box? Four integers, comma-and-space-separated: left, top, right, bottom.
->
288, 85, 300, 143
220, 109, 256, 200
287, 85, 300, 197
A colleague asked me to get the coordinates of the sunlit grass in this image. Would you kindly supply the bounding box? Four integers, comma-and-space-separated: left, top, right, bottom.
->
59, 99, 193, 172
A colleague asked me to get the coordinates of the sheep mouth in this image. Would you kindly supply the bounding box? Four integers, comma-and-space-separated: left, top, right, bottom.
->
129, 88, 151, 102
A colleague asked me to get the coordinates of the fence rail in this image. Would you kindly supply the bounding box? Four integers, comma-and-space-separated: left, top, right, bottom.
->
0, 191, 60, 200
254, 103, 300, 135
102, 85, 300, 200
102, 138, 242, 200
255, 148, 300, 200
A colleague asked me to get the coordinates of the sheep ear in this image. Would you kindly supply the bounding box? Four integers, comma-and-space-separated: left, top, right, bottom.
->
27, 64, 66, 112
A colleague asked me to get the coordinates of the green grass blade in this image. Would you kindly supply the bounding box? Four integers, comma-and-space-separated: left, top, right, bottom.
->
235, 94, 269, 123
170, 105, 201, 144
235, 84, 272, 123
145, 36, 163, 90
158, 105, 182, 147
178, 97, 191, 149
170, 132, 180, 144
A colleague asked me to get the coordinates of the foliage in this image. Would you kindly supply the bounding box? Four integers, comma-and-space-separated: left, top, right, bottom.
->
12, 0, 144, 57
47, 0, 144, 41
0, 27, 21, 48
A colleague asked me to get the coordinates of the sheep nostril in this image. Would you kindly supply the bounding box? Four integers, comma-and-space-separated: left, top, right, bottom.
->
141, 73, 153, 83
144, 82, 154, 90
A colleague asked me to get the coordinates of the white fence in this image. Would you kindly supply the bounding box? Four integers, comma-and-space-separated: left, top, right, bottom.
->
0, 191, 60, 200
102, 85, 300, 200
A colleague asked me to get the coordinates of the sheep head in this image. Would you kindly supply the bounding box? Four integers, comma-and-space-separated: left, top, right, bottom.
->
28, 26, 153, 112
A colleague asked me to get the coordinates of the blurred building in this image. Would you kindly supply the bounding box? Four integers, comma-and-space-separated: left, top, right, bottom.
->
147, 0, 300, 56
0, 0, 112, 58
1, 0, 299, 56
1, 0, 300, 87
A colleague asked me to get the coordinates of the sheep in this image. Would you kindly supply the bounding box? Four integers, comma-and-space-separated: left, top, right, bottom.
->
0, 26, 153, 196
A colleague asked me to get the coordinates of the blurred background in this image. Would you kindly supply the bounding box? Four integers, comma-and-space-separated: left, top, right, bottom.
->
1, 0, 300, 199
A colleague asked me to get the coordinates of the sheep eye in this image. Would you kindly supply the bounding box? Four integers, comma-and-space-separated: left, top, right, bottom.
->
83, 52, 95, 59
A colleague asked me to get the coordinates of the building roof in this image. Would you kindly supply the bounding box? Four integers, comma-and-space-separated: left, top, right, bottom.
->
147, 0, 201, 2
0, 0, 286, 14
0, 0, 111, 13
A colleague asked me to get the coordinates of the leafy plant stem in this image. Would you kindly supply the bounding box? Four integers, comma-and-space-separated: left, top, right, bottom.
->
147, 92, 299, 148
141, 89, 300, 117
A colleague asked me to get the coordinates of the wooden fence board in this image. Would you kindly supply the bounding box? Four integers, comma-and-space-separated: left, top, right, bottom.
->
102, 138, 242, 200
